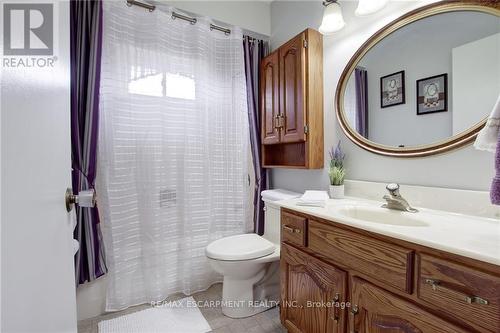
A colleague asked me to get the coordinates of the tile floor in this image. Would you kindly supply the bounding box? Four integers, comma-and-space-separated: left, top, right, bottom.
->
77, 283, 286, 333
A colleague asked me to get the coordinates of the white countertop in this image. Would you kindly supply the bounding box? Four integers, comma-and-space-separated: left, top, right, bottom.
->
277, 197, 500, 266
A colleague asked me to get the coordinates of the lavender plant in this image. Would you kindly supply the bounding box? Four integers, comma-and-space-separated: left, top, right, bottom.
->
329, 141, 346, 186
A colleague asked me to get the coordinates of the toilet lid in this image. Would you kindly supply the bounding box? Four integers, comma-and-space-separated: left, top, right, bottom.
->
206, 234, 276, 261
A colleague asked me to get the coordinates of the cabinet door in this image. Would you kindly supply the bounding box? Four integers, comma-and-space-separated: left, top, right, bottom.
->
279, 33, 306, 143
350, 278, 470, 333
281, 244, 347, 333
261, 52, 280, 145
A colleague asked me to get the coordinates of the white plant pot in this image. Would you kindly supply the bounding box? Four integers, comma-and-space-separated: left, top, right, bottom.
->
329, 185, 344, 199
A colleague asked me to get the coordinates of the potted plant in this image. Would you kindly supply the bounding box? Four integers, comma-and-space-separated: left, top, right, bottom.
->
328, 141, 346, 199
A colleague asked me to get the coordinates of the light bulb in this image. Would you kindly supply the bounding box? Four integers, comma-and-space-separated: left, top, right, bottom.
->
319, 2, 346, 35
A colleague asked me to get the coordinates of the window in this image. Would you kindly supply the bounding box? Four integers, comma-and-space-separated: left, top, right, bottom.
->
128, 68, 195, 100
165, 73, 195, 100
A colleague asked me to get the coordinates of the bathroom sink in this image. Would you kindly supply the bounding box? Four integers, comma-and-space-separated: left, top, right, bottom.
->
335, 205, 429, 227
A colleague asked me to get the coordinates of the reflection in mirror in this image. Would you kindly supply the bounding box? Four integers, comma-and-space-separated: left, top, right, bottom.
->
343, 11, 500, 148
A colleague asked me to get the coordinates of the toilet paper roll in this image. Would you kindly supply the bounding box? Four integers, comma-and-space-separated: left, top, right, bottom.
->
78, 189, 95, 208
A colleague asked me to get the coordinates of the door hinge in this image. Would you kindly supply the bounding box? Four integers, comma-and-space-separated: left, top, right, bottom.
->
304, 125, 309, 134
303, 39, 308, 48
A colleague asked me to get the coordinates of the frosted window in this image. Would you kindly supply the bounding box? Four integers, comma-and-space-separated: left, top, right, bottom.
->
165, 73, 195, 100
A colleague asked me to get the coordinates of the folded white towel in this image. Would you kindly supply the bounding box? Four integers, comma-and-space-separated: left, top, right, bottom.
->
297, 190, 329, 207
474, 94, 500, 153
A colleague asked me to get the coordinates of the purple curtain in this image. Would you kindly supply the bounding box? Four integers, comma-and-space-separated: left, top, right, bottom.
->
70, 0, 107, 284
243, 36, 269, 236
355, 68, 368, 138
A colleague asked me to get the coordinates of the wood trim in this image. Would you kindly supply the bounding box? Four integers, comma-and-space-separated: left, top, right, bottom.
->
335, 0, 500, 158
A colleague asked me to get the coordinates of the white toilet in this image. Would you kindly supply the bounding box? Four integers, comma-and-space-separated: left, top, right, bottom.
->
205, 189, 300, 318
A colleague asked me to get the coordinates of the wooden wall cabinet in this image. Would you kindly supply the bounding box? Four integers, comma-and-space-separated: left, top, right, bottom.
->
260, 29, 323, 169
280, 208, 500, 333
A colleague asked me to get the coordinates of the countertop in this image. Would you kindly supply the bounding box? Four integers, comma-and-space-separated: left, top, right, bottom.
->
276, 196, 500, 266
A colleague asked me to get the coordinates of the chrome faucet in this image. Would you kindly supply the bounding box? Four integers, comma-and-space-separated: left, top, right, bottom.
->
382, 183, 418, 213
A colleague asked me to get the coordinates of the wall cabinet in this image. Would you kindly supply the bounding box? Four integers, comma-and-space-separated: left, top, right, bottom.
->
280, 208, 500, 333
261, 52, 280, 145
260, 29, 323, 168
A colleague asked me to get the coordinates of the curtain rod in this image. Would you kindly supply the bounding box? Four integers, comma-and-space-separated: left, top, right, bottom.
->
126, 0, 155, 12
171, 11, 231, 35
126, 1, 231, 35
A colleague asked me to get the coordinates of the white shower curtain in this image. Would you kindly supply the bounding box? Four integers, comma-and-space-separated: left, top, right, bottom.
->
97, 2, 251, 311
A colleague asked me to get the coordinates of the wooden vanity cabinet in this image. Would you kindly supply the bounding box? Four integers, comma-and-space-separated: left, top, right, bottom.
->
260, 29, 323, 168
350, 278, 469, 333
280, 208, 500, 333
281, 244, 347, 333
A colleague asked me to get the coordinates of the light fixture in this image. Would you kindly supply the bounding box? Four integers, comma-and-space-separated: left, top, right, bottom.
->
355, 0, 388, 16
319, 0, 346, 35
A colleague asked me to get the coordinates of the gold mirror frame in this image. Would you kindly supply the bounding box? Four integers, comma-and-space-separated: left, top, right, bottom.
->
335, 0, 500, 158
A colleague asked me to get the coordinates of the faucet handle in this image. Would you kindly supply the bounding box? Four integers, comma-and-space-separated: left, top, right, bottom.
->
386, 183, 400, 196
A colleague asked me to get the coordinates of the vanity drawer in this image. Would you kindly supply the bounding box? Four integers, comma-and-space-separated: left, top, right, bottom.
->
309, 220, 413, 293
281, 211, 307, 247
418, 254, 500, 333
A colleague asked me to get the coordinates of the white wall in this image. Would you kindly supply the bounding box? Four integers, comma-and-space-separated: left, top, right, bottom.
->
452, 33, 500, 135
167, 1, 271, 36
270, 0, 495, 193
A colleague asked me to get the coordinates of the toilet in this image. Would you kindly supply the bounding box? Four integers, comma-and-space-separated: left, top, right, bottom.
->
205, 189, 300, 318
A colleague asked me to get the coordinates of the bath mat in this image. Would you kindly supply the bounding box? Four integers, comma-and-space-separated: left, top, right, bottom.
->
98, 296, 211, 333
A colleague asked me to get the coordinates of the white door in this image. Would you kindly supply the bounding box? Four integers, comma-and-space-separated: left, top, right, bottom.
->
1, 1, 77, 332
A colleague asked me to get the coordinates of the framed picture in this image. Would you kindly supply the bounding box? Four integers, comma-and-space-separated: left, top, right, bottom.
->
416, 73, 448, 115
380, 70, 405, 108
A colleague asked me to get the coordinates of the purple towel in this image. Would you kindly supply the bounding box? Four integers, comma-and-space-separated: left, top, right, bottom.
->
491, 132, 500, 205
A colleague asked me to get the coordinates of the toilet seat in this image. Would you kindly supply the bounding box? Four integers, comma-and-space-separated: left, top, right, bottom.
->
205, 234, 275, 261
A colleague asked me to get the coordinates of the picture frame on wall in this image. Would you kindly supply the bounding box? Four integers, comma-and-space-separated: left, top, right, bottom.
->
416, 73, 448, 115
380, 70, 405, 108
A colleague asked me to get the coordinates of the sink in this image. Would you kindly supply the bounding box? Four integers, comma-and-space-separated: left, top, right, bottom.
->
335, 205, 429, 227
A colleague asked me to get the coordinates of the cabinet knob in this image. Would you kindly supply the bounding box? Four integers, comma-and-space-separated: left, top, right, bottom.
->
331, 293, 340, 323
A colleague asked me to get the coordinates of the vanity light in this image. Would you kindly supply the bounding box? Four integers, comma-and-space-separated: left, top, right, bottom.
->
355, 0, 388, 16
319, 0, 346, 35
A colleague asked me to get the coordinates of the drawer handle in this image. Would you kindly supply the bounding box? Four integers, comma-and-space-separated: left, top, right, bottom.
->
274, 114, 285, 129
349, 305, 359, 333
282, 225, 301, 233
424, 278, 489, 305
274, 115, 281, 129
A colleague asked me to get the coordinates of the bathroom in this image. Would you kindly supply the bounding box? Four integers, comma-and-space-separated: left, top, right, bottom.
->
1, 0, 499, 332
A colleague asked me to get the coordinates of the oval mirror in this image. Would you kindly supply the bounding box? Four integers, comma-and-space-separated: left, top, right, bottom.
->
336, 1, 500, 157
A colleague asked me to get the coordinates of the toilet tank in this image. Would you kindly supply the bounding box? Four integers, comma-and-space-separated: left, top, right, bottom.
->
261, 189, 301, 245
